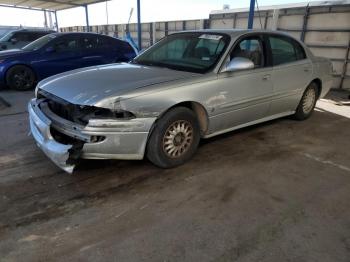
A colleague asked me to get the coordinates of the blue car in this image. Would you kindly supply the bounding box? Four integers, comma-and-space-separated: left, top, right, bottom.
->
0, 32, 137, 90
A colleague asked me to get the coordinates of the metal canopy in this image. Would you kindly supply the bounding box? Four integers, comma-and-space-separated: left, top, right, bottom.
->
0, 0, 108, 11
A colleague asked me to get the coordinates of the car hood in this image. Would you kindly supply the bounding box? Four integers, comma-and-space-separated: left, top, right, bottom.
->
38, 63, 199, 107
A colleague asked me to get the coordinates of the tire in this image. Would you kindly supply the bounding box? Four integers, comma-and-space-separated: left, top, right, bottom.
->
146, 107, 200, 168
293, 82, 319, 120
6, 65, 36, 91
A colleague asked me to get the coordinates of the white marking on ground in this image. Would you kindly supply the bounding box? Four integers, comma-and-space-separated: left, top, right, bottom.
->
302, 153, 350, 173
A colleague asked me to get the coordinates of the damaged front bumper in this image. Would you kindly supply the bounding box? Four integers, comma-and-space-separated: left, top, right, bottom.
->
28, 98, 156, 173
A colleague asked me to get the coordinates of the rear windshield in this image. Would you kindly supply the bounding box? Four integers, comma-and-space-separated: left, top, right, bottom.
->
22, 34, 57, 51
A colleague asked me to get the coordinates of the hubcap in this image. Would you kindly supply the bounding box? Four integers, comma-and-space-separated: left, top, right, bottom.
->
302, 88, 316, 114
12, 69, 34, 89
163, 120, 193, 158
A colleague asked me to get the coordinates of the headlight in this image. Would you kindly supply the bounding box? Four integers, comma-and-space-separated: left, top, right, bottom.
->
34, 86, 39, 98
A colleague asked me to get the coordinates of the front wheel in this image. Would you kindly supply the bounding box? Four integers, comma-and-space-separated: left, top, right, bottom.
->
6, 65, 36, 91
293, 82, 319, 120
146, 107, 200, 168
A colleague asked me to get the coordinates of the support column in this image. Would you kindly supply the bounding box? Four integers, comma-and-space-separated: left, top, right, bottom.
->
85, 5, 90, 32
54, 11, 59, 31
43, 10, 48, 28
137, 0, 142, 50
247, 0, 255, 29
48, 11, 53, 29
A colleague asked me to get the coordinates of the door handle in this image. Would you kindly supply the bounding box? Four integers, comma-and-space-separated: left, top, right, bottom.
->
304, 67, 310, 72
262, 74, 271, 81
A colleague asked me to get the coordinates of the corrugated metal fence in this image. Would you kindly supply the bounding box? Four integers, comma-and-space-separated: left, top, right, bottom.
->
61, 3, 350, 89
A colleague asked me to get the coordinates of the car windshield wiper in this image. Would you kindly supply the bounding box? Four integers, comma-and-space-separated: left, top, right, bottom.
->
132, 60, 172, 69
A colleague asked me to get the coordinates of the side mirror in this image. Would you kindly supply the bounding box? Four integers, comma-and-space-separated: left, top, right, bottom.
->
10, 38, 17, 44
222, 57, 255, 73
45, 46, 56, 53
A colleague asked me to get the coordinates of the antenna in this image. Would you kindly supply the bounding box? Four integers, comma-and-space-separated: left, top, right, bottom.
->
128, 8, 134, 25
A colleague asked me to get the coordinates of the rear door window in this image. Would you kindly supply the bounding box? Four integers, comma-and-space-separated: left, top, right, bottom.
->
268, 35, 306, 66
96, 36, 112, 48
81, 35, 98, 50
53, 36, 79, 52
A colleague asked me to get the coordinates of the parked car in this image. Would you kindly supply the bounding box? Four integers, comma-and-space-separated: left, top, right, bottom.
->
28, 30, 333, 173
0, 29, 55, 51
0, 32, 136, 90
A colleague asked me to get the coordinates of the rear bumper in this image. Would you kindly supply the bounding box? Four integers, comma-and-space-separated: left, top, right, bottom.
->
28, 99, 156, 173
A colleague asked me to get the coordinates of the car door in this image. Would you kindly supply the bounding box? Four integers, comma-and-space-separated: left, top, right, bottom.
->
37, 35, 82, 79
210, 34, 273, 133
267, 34, 313, 115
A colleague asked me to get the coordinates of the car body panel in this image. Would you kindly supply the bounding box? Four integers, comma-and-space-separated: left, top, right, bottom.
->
37, 63, 199, 107
29, 29, 333, 173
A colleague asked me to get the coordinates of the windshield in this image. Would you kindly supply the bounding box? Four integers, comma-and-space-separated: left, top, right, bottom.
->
22, 34, 57, 51
133, 32, 230, 73
0, 31, 14, 42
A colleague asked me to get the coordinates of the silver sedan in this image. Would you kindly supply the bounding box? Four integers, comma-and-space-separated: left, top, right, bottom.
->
28, 30, 333, 173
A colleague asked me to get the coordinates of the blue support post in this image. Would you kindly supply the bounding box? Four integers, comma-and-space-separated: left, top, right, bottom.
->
248, 0, 255, 29
84, 5, 90, 32
137, 0, 142, 51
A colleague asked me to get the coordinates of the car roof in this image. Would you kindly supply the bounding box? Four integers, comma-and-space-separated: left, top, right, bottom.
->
50, 32, 119, 38
172, 29, 294, 38
15, 29, 55, 33
52, 32, 110, 36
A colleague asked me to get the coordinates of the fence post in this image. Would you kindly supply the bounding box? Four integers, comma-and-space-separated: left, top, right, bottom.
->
149, 22, 153, 46
165, 22, 168, 36
300, 4, 310, 42
271, 9, 279, 30
340, 39, 350, 89
233, 13, 237, 28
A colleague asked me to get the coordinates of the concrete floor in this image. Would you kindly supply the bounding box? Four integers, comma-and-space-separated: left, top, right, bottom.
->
0, 89, 350, 262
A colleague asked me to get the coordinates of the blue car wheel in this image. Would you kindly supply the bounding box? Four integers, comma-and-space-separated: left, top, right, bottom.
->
6, 65, 36, 91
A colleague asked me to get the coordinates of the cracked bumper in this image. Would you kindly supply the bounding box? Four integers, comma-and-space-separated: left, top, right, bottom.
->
28, 99, 157, 173
28, 100, 74, 173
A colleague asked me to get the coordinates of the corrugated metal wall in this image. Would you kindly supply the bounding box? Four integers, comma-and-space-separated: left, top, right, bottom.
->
60, 3, 350, 89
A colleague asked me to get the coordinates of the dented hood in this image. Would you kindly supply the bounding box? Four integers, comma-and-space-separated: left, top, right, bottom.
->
38, 63, 197, 106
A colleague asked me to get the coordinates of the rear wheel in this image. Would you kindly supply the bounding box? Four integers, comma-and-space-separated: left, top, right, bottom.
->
6, 65, 36, 91
146, 107, 200, 168
293, 82, 319, 120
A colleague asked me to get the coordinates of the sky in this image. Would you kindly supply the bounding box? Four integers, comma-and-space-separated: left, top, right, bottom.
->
0, 0, 331, 28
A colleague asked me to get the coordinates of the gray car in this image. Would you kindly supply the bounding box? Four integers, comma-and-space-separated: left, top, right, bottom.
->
28, 30, 333, 173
